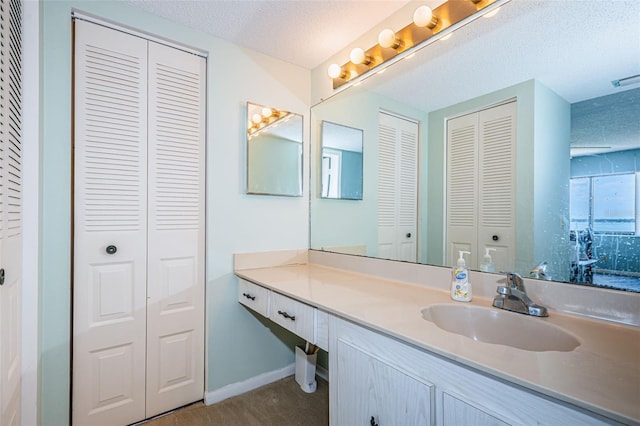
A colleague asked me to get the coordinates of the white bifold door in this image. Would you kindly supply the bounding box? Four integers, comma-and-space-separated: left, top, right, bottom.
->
0, 0, 22, 425
73, 20, 205, 426
377, 112, 418, 262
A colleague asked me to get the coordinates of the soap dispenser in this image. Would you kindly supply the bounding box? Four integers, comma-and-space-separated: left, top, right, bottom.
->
451, 250, 472, 302
480, 248, 496, 272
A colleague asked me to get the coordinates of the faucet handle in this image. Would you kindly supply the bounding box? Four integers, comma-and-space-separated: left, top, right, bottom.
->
503, 271, 526, 291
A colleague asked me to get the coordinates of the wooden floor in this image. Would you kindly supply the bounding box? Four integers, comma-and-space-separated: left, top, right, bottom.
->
139, 376, 329, 426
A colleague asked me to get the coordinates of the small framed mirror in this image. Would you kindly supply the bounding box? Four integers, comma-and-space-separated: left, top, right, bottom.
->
320, 121, 363, 200
246, 102, 303, 196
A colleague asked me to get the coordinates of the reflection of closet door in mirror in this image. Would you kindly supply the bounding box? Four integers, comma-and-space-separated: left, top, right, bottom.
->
446, 101, 516, 270
377, 112, 418, 262
246, 102, 303, 196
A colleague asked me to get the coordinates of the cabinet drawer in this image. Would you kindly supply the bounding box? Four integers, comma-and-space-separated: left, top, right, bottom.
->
238, 279, 269, 317
269, 291, 316, 343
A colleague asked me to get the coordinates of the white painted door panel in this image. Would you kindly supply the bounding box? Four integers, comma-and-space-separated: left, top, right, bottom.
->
446, 101, 516, 270
378, 112, 418, 262
0, 1, 22, 424
477, 102, 517, 272
446, 111, 479, 267
73, 20, 148, 426
145, 41, 205, 418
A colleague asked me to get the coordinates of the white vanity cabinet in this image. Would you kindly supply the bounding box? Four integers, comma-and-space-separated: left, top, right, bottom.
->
333, 337, 434, 425
237, 278, 329, 351
329, 315, 618, 426
238, 278, 270, 317
269, 291, 316, 343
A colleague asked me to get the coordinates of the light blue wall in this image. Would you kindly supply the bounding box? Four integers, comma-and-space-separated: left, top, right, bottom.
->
532, 82, 571, 280
248, 135, 302, 196
40, 1, 310, 424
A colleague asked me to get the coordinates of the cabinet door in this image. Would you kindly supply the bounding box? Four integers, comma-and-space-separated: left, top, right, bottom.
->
442, 392, 509, 426
334, 338, 434, 425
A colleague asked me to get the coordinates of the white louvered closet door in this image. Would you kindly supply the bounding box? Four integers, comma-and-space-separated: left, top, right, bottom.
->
477, 102, 516, 272
0, 0, 22, 425
446, 101, 516, 270
146, 41, 205, 418
446, 112, 479, 267
377, 112, 418, 262
73, 21, 149, 426
74, 20, 206, 426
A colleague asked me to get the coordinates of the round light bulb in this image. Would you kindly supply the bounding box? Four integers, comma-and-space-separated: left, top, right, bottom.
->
251, 113, 262, 124
350, 47, 366, 65
413, 6, 436, 28
262, 107, 273, 117
378, 28, 398, 49
327, 63, 343, 79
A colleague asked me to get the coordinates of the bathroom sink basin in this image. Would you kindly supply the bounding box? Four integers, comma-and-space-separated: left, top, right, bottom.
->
421, 304, 580, 352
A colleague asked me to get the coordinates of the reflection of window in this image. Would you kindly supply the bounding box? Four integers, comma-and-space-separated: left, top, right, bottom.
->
570, 172, 638, 234
321, 149, 341, 198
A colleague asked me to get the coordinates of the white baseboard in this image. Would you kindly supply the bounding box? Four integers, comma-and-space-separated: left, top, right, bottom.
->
204, 363, 329, 406
204, 364, 295, 405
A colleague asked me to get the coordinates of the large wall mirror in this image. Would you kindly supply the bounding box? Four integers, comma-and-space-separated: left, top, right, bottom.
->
246, 102, 303, 196
320, 121, 363, 200
310, 0, 640, 292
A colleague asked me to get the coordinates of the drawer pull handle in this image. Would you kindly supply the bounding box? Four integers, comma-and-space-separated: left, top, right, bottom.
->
277, 310, 295, 321
242, 293, 256, 301
370, 416, 378, 426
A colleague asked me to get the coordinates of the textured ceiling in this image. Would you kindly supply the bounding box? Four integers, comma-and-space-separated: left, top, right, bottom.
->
121, 0, 639, 153
120, 0, 411, 69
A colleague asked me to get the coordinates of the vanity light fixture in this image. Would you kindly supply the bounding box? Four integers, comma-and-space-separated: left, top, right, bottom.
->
413, 5, 439, 29
482, 6, 501, 18
378, 28, 402, 49
248, 106, 290, 138
327, 0, 507, 90
327, 63, 347, 79
349, 47, 373, 65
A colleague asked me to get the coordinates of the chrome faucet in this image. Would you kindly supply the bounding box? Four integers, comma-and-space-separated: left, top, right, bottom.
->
492, 272, 548, 317
530, 261, 550, 280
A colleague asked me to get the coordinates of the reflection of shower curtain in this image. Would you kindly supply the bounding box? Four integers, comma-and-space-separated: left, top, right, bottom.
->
569, 228, 595, 284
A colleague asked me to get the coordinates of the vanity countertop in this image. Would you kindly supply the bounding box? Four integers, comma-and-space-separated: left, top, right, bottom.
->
235, 262, 640, 424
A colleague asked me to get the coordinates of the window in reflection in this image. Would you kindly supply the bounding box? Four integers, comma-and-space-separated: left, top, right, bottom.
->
320, 121, 363, 200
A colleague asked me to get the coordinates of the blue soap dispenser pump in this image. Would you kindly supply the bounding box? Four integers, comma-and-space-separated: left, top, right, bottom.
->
451, 250, 472, 302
